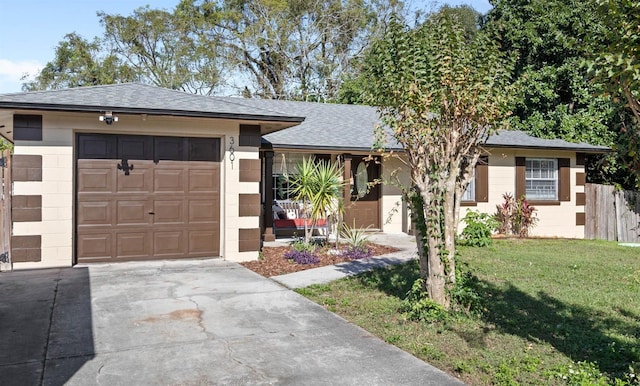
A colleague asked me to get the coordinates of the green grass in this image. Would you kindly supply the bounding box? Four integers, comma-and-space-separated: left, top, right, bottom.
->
297, 239, 640, 385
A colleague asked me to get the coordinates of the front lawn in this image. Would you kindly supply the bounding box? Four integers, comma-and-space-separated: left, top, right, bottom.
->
297, 239, 640, 385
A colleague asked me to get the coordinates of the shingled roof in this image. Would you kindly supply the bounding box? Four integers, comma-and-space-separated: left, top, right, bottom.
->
234, 98, 610, 153
0, 83, 304, 123
0, 84, 610, 153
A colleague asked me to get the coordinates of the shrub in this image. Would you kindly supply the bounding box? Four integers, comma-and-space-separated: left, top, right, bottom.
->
286, 238, 320, 264
449, 260, 484, 315
290, 237, 317, 253
400, 279, 448, 322
513, 197, 538, 237
342, 246, 373, 260
284, 250, 320, 265
494, 193, 538, 237
459, 210, 498, 247
495, 193, 515, 235
340, 222, 370, 249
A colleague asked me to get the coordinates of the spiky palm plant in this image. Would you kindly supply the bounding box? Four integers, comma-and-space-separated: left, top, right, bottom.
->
288, 157, 344, 243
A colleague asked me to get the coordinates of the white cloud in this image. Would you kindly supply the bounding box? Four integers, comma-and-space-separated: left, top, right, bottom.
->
0, 59, 42, 94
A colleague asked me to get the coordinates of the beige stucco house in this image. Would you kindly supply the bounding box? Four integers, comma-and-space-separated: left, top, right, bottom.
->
0, 84, 608, 270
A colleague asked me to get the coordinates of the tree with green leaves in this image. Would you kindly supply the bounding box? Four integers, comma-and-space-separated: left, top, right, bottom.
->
362, 14, 511, 308
180, 0, 395, 100
592, 0, 640, 185
482, 0, 615, 144
22, 33, 137, 91
481, 0, 638, 188
337, 4, 481, 104
288, 157, 344, 243
24, 6, 221, 94
99, 6, 221, 94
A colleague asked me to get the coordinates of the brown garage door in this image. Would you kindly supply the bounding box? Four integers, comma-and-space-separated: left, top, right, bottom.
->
76, 133, 221, 263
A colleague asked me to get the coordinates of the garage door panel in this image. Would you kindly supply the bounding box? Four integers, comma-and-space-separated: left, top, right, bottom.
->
153, 231, 185, 256
188, 230, 219, 255
116, 200, 151, 225
188, 200, 218, 223
77, 134, 117, 159
188, 168, 219, 193
77, 233, 113, 260
153, 200, 185, 224
77, 201, 112, 226
77, 166, 115, 193
155, 137, 186, 161
116, 232, 151, 258
116, 163, 153, 193
119, 135, 153, 160
154, 169, 186, 193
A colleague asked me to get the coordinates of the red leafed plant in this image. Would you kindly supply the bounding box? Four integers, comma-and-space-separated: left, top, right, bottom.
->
495, 193, 538, 237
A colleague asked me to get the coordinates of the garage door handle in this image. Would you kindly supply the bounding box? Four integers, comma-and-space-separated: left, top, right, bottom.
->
148, 211, 155, 215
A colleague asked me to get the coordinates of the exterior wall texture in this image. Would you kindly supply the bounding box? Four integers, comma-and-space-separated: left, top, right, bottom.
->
378, 149, 586, 239
461, 148, 584, 238
11, 111, 261, 269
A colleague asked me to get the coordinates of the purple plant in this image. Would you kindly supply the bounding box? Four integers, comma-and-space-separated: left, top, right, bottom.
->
342, 246, 372, 260
284, 250, 320, 265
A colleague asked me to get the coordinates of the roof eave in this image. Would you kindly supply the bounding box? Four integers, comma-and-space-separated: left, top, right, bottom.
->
0, 102, 305, 123
264, 143, 404, 153
485, 144, 611, 153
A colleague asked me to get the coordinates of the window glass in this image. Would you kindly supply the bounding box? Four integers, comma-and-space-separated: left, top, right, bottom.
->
273, 174, 292, 201
355, 162, 368, 198
462, 176, 475, 202
525, 158, 557, 200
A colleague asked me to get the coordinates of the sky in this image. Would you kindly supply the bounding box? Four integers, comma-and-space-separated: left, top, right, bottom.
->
0, 0, 492, 94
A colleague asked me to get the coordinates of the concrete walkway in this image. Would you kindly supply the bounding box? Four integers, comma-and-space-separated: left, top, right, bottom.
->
0, 250, 463, 385
270, 233, 418, 289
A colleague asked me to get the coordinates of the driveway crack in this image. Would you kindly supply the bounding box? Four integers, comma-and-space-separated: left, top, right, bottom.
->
40, 270, 62, 384
184, 296, 208, 336
220, 338, 272, 383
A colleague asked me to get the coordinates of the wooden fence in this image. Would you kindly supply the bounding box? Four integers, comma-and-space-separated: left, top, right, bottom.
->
585, 183, 640, 242
0, 149, 11, 271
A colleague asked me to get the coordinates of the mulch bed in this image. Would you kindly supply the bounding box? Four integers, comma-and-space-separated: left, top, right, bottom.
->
241, 242, 399, 277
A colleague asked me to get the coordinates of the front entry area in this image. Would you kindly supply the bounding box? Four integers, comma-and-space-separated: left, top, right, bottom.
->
75, 133, 221, 263
344, 155, 381, 230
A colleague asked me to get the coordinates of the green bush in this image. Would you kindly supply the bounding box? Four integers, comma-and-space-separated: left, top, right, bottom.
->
290, 237, 317, 253
400, 279, 448, 322
449, 268, 483, 315
459, 210, 498, 247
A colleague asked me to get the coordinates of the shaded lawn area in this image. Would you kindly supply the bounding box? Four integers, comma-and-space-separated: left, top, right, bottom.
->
297, 239, 640, 385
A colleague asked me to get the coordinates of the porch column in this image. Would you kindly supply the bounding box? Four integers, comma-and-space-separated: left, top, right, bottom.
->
262, 151, 275, 242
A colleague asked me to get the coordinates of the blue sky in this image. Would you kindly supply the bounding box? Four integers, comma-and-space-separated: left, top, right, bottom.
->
0, 0, 492, 94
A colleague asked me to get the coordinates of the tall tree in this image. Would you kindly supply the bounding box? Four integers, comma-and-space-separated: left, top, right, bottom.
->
337, 4, 481, 104
362, 14, 511, 308
181, 0, 394, 100
482, 0, 615, 144
482, 0, 638, 188
22, 33, 137, 91
592, 0, 640, 185
99, 6, 221, 95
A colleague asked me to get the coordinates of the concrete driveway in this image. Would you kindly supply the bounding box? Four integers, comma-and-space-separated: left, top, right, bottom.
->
0, 259, 463, 385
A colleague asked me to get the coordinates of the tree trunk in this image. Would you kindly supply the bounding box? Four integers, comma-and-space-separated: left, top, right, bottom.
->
413, 179, 450, 309
443, 175, 458, 287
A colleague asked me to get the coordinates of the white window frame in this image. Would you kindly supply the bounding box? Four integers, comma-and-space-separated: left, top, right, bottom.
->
525, 158, 558, 200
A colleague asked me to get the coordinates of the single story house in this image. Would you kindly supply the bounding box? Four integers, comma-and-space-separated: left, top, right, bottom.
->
0, 83, 608, 270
